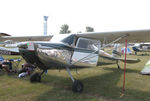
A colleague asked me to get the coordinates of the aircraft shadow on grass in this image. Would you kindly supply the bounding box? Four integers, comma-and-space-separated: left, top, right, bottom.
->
1, 67, 150, 101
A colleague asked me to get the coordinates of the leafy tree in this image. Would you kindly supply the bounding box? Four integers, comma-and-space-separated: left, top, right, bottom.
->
86, 26, 94, 32
59, 24, 71, 34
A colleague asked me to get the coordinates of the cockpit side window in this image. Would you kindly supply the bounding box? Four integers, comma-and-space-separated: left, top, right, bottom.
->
77, 39, 89, 49
76, 38, 100, 50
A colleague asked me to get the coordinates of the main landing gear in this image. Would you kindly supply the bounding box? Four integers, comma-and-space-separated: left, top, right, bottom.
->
66, 67, 83, 93
30, 70, 45, 82
30, 68, 83, 93
117, 63, 120, 69
116, 61, 120, 69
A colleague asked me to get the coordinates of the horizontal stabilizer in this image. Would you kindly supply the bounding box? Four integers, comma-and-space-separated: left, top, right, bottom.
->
116, 57, 140, 63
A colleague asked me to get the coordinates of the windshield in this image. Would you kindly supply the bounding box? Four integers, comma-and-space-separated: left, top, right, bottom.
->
50, 34, 70, 43
50, 34, 76, 46
61, 35, 75, 45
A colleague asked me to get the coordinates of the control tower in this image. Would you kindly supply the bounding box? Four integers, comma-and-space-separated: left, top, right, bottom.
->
43, 16, 48, 35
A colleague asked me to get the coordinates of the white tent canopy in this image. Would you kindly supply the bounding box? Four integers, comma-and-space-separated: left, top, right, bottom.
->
141, 60, 150, 75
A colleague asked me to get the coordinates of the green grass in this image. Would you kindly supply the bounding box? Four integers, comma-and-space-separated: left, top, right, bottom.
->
0, 53, 150, 101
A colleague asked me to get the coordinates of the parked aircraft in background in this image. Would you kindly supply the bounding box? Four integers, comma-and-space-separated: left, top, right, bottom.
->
132, 43, 150, 55
1, 29, 150, 93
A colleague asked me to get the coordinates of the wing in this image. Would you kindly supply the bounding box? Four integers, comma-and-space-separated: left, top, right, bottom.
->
0, 35, 53, 42
0, 47, 19, 55
76, 29, 150, 43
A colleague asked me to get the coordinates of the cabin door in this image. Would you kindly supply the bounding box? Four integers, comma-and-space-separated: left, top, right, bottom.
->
71, 37, 100, 67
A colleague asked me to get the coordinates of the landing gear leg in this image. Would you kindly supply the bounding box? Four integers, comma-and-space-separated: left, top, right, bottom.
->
30, 70, 46, 82
66, 67, 83, 93
116, 61, 120, 69
135, 52, 137, 55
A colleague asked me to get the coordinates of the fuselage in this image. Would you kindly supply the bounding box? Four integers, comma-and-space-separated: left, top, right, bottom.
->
18, 34, 117, 70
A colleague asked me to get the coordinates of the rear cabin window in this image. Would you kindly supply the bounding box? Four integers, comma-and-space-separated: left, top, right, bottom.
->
76, 38, 100, 50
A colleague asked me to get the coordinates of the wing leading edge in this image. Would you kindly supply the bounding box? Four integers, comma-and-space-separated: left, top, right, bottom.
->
0, 35, 53, 42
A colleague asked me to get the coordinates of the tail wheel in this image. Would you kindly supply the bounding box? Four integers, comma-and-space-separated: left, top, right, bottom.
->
30, 72, 41, 82
72, 80, 83, 93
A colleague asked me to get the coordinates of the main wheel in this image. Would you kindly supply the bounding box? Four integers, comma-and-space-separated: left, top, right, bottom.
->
72, 80, 83, 93
30, 72, 41, 82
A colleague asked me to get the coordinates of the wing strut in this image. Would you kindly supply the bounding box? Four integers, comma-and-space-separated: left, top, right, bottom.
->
101, 34, 128, 49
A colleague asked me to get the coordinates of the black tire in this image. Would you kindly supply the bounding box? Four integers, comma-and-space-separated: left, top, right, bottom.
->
30, 72, 41, 82
72, 80, 83, 93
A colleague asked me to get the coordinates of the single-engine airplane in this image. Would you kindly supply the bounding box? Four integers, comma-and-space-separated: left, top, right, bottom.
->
1, 29, 150, 93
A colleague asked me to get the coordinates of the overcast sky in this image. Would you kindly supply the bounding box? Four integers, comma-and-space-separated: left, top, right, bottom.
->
0, 0, 150, 36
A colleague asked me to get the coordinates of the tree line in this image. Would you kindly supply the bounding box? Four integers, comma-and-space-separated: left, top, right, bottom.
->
59, 24, 94, 34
